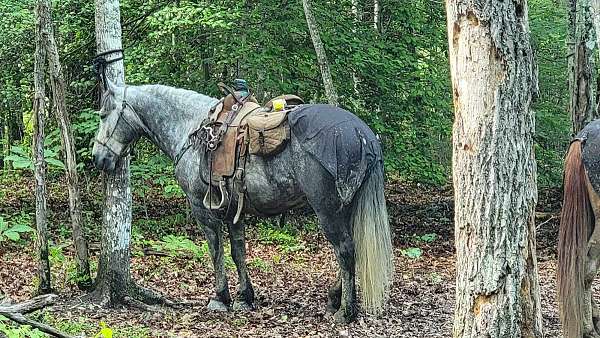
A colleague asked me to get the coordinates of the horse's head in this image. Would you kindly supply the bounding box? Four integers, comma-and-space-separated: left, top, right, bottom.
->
92, 81, 140, 172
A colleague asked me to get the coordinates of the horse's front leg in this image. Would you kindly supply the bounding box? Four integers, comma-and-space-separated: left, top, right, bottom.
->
191, 202, 231, 311
227, 221, 255, 310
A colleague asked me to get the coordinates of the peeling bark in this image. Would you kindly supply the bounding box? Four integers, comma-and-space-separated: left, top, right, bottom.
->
446, 0, 543, 336
38, 0, 91, 288
33, 0, 51, 295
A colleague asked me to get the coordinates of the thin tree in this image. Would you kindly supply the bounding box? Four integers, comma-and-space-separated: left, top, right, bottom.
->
302, 0, 339, 106
33, 0, 51, 294
91, 0, 168, 306
570, 0, 597, 133
373, 0, 379, 31
446, 1, 543, 336
37, 0, 91, 288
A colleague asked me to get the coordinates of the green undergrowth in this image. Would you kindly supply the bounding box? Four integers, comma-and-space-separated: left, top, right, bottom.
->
38, 313, 151, 338
399, 232, 440, 260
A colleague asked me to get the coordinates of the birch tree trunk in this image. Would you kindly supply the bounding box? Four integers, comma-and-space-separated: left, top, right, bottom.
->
91, 0, 168, 306
33, 0, 51, 295
302, 0, 339, 106
570, 0, 597, 133
37, 0, 91, 288
446, 1, 543, 336
373, 0, 379, 31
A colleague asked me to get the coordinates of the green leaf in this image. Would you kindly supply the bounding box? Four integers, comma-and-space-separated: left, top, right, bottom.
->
45, 158, 65, 169
4, 231, 20, 241
8, 223, 33, 233
418, 233, 437, 243
401, 247, 422, 259
0, 217, 7, 232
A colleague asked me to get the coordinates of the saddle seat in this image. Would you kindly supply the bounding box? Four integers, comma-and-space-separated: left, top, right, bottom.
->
201, 92, 303, 223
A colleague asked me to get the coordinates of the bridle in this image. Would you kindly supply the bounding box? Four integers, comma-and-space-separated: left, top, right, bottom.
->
94, 86, 139, 159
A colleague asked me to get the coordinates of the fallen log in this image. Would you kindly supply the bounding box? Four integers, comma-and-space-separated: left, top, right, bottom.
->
0, 294, 58, 314
0, 294, 75, 338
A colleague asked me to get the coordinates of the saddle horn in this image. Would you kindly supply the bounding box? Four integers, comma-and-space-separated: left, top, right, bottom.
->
217, 82, 243, 106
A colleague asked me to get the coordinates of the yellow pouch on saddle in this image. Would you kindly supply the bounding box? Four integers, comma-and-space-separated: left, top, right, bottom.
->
246, 110, 290, 157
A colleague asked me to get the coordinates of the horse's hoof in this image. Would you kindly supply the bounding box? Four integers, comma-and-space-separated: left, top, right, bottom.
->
233, 301, 254, 311
207, 299, 229, 312
333, 309, 355, 324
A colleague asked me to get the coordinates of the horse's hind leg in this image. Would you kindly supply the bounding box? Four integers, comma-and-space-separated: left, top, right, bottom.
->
227, 221, 255, 310
319, 210, 357, 323
191, 202, 231, 311
584, 178, 600, 336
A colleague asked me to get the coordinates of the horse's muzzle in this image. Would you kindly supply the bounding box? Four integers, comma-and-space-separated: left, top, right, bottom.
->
93, 148, 117, 172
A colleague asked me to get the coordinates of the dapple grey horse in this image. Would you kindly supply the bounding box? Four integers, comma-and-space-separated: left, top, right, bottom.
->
92, 81, 393, 323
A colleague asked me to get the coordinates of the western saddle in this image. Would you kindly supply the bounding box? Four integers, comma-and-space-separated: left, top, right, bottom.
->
191, 80, 303, 223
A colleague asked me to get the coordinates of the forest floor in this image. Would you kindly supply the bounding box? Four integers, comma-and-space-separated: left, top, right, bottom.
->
0, 175, 571, 337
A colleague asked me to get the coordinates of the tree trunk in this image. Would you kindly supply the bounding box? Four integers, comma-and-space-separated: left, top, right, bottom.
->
7, 111, 24, 145
351, 0, 360, 96
591, 0, 600, 56
373, 0, 379, 31
570, 0, 597, 133
33, 0, 51, 295
38, 0, 91, 288
91, 0, 168, 306
302, 0, 339, 106
446, 1, 543, 337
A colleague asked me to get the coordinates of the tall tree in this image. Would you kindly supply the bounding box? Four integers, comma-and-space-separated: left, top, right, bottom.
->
33, 0, 51, 295
91, 0, 167, 306
38, 0, 91, 288
446, 1, 543, 336
373, 0, 379, 31
570, 0, 597, 133
302, 0, 339, 106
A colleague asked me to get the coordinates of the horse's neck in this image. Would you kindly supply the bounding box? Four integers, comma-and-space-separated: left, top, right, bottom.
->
130, 85, 214, 160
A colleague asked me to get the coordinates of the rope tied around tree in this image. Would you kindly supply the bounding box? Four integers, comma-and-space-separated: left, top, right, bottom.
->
92, 48, 124, 90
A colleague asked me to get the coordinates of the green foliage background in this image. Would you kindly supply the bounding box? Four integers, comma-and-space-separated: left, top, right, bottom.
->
0, 0, 571, 186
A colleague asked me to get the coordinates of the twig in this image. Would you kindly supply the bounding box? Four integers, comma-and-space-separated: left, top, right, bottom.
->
535, 211, 558, 219
536, 215, 557, 230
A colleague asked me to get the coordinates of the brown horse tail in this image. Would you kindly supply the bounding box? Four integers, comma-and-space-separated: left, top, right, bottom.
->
558, 140, 592, 338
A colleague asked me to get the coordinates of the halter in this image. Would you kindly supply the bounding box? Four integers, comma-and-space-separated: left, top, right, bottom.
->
94, 86, 138, 158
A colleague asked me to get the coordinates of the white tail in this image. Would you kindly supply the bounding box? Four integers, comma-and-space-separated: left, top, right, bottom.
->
352, 163, 394, 313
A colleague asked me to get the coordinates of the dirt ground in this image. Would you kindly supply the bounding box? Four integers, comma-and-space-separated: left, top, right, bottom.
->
0, 180, 573, 337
